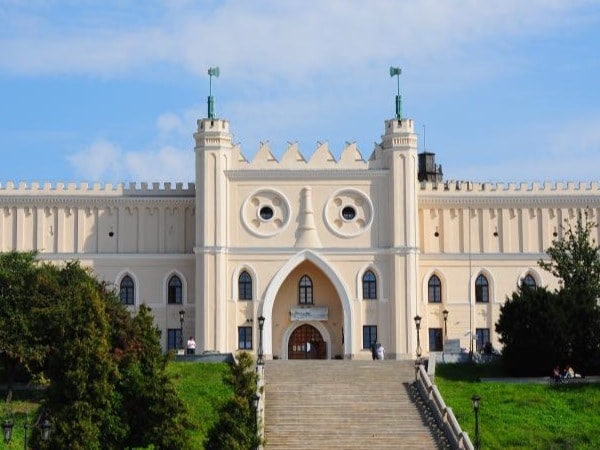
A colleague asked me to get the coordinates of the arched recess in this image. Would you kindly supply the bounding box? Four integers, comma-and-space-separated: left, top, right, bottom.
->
421, 269, 448, 305
469, 268, 496, 303
162, 269, 188, 305
115, 269, 140, 306
261, 249, 353, 358
516, 268, 542, 289
232, 264, 258, 302
356, 264, 384, 301
281, 321, 332, 360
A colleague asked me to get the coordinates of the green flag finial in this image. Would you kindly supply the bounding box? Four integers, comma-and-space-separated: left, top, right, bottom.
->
389, 66, 402, 120
207, 67, 220, 119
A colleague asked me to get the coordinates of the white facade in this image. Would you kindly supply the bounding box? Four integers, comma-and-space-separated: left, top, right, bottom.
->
2, 112, 599, 360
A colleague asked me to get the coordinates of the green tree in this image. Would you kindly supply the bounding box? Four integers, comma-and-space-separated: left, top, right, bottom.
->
497, 211, 600, 375
0, 251, 48, 402
539, 210, 600, 301
206, 352, 261, 450
0, 257, 193, 450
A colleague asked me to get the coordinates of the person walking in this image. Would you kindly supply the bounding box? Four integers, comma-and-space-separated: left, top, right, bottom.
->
377, 342, 385, 361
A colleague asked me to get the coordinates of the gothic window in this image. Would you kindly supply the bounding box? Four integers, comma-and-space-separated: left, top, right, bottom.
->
362, 270, 377, 300
522, 274, 537, 289
168, 275, 183, 304
119, 275, 135, 305
238, 271, 253, 301
428, 275, 442, 303
475, 274, 489, 303
298, 275, 313, 305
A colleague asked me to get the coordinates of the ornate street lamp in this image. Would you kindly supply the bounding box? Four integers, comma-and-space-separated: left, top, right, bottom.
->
179, 309, 185, 350
257, 316, 265, 365
2, 419, 13, 443
471, 395, 481, 450
3, 412, 51, 448
413, 315, 422, 359
443, 309, 449, 338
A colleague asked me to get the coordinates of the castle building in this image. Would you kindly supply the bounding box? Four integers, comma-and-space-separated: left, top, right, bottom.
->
2, 88, 599, 360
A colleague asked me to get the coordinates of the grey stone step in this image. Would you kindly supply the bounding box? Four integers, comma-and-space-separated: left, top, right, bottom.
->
262, 360, 446, 449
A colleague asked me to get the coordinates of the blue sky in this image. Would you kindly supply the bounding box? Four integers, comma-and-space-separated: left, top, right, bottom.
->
1, 0, 599, 184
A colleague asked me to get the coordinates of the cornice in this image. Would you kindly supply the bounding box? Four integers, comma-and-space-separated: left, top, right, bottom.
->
225, 169, 389, 181
0, 196, 195, 207
418, 194, 600, 208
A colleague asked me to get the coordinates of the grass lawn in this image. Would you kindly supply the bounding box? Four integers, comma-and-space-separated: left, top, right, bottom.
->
168, 361, 233, 448
435, 363, 600, 450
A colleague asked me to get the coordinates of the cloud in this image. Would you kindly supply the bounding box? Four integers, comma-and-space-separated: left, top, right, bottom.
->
67, 139, 123, 181
0, 0, 592, 83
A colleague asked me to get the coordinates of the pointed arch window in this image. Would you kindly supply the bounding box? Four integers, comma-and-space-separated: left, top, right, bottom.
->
238, 271, 253, 301
362, 270, 377, 300
428, 275, 442, 303
475, 274, 489, 303
168, 275, 183, 304
298, 275, 313, 305
120, 275, 135, 305
522, 274, 537, 289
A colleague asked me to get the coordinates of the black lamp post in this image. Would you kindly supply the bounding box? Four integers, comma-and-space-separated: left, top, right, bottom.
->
3, 413, 51, 448
413, 315, 422, 359
442, 309, 449, 338
179, 309, 185, 350
257, 316, 265, 365
471, 394, 481, 450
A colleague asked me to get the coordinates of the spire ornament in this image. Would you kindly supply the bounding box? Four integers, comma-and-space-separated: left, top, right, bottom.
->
207, 66, 220, 119
389, 66, 402, 120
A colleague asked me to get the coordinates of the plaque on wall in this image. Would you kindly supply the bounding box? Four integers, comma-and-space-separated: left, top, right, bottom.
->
290, 306, 328, 321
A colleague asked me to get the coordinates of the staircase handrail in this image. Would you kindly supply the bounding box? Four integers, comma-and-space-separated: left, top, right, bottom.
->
415, 363, 474, 450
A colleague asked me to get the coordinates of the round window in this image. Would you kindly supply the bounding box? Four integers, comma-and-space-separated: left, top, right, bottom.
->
341, 206, 356, 220
259, 206, 274, 220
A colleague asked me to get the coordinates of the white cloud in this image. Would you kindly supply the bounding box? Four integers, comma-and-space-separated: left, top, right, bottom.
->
0, 0, 591, 83
67, 139, 123, 181
125, 146, 193, 183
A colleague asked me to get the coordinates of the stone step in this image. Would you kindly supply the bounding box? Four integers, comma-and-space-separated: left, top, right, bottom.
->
262, 360, 445, 449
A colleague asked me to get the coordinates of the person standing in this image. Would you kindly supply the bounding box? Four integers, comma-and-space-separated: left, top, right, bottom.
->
377, 342, 385, 361
186, 336, 196, 355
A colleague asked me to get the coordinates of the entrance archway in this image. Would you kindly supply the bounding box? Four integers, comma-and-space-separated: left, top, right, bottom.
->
288, 324, 327, 359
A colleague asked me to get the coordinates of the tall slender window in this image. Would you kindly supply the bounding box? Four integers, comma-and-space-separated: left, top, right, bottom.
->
522, 274, 536, 289
238, 271, 253, 300
428, 275, 442, 303
475, 274, 489, 303
362, 270, 377, 300
120, 275, 135, 305
168, 275, 183, 304
298, 275, 313, 305
362, 325, 377, 349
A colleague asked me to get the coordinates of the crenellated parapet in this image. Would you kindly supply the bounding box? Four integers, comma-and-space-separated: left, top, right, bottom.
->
0, 181, 195, 197
230, 140, 369, 170
420, 180, 600, 195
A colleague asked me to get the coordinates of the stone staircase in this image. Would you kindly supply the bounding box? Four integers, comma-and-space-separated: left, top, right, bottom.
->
263, 360, 447, 449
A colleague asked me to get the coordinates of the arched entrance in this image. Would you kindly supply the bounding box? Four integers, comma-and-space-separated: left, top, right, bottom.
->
288, 324, 327, 359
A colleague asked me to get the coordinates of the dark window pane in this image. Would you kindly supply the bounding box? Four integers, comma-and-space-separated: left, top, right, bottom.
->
168, 275, 183, 304
238, 326, 253, 349
428, 275, 442, 303
362, 325, 377, 349
475, 274, 489, 303
239, 271, 253, 300
120, 275, 135, 305
429, 328, 443, 351
362, 270, 377, 299
299, 275, 313, 304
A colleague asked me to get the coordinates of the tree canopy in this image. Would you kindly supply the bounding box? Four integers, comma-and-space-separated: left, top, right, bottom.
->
0, 252, 192, 449
496, 211, 600, 376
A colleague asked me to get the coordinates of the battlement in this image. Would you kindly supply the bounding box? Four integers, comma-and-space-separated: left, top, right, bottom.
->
420, 180, 600, 194
232, 140, 370, 169
0, 181, 196, 197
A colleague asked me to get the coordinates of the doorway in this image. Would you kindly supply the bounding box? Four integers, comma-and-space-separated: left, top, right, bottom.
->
288, 324, 327, 359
